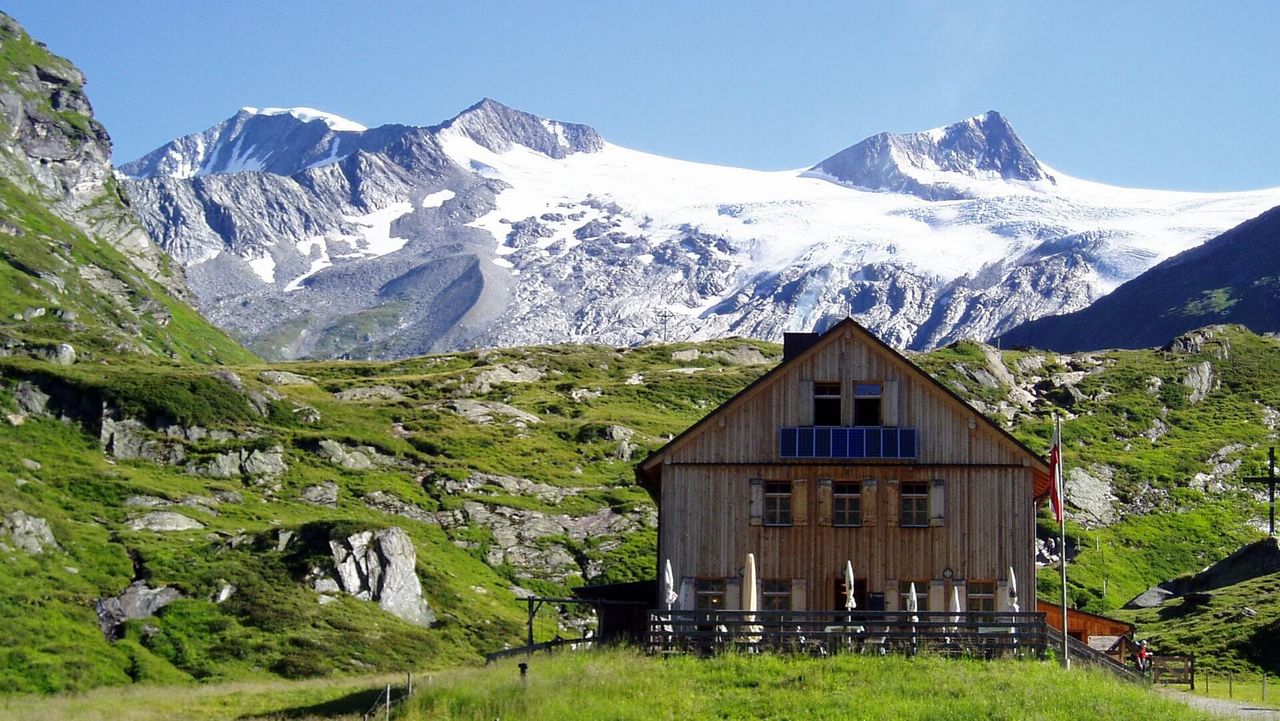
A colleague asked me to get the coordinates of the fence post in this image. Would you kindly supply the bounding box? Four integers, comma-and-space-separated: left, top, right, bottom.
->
386, 683, 392, 721
407, 672, 413, 698
1229, 671, 1234, 699
1190, 656, 1195, 691
1263, 671, 1267, 701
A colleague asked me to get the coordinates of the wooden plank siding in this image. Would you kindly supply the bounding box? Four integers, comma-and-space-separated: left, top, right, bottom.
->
660, 464, 1034, 611
644, 319, 1046, 615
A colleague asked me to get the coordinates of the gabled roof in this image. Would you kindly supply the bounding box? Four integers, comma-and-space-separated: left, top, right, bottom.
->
636, 317, 1051, 500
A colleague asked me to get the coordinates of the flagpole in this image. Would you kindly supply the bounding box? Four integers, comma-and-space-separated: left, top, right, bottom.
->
1057, 414, 1070, 669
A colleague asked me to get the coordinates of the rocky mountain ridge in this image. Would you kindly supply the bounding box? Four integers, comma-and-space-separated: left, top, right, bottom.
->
999, 205, 1280, 352
120, 99, 1280, 360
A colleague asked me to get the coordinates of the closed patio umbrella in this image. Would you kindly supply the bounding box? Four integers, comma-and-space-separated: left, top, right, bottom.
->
906, 582, 920, 654
844, 561, 857, 611
743, 552, 761, 643
1008, 565, 1020, 613
948, 586, 962, 644
663, 559, 678, 610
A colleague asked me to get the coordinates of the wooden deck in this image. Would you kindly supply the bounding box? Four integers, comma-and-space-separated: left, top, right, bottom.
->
647, 609, 1048, 658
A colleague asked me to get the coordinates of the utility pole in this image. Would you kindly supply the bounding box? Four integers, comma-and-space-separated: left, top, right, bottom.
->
1244, 447, 1278, 536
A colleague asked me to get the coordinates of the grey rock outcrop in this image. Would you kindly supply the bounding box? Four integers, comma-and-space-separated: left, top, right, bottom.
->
1064, 466, 1117, 526
1, 511, 59, 554
316, 439, 393, 471
300, 481, 339, 507
258, 370, 314, 385
101, 415, 185, 464
193, 446, 287, 478
362, 491, 437, 524
13, 381, 50, 416
95, 582, 183, 638
323, 527, 435, 626
128, 511, 205, 532
333, 385, 406, 403
445, 399, 541, 426
1183, 361, 1216, 404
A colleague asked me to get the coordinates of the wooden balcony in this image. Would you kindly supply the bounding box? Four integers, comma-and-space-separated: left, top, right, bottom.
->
647, 609, 1047, 658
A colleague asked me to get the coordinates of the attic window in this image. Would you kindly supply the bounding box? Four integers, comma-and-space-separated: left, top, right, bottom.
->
853, 383, 882, 427
813, 382, 841, 426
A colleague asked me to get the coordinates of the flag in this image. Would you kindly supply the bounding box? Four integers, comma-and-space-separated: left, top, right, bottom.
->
1049, 418, 1064, 523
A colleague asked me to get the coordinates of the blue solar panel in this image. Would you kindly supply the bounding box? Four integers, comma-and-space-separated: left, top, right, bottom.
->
797, 428, 815, 458
780, 428, 797, 457
883, 428, 899, 457
815, 427, 832, 456
865, 428, 882, 457
778, 427, 917, 459
900, 429, 916, 458
831, 427, 849, 457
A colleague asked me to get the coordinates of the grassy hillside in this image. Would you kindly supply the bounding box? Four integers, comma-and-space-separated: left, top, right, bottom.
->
405, 648, 1214, 721
3, 324, 1280, 694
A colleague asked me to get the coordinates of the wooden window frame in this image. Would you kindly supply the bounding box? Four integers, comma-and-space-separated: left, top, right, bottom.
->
900, 481, 929, 528
763, 481, 793, 527
762, 579, 792, 611
832, 481, 863, 527
813, 382, 842, 427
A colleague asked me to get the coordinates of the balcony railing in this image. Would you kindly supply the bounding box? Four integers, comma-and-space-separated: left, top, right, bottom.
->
779, 426, 917, 460
647, 609, 1046, 658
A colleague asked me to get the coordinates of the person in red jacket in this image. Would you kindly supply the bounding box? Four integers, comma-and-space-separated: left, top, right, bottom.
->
1136, 640, 1151, 673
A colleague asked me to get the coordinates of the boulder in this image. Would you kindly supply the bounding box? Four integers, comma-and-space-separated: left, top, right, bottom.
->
37, 342, 76, 365
242, 447, 287, 476
13, 381, 49, 415
446, 399, 541, 426
461, 364, 544, 395
101, 415, 185, 464
19, 458, 40, 471
1065, 466, 1118, 526
128, 511, 204, 532
1, 510, 59, 553
333, 385, 405, 402
212, 369, 244, 390
300, 481, 339, 507
316, 439, 392, 471
324, 527, 435, 626
1183, 361, 1216, 404
1124, 586, 1174, 610
671, 348, 700, 362
95, 582, 183, 638
706, 346, 771, 365
362, 490, 438, 524
258, 370, 314, 386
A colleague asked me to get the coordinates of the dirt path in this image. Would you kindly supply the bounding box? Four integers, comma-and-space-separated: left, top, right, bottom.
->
1159, 689, 1280, 719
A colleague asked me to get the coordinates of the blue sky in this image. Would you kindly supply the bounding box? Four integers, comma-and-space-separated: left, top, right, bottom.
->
11, 1, 1280, 190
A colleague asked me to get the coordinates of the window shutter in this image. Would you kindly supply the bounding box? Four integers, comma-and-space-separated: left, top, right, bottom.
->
749, 478, 763, 526
885, 479, 900, 527
726, 578, 742, 611
817, 478, 832, 526
792, 479, 808, 526
996, 580, 1011, 613
929, 478, 946, 527
885, 579, 899, 611
862, 479, 878, 526
678, 577, 695, 611
882, 380, 899, 427
798, 379, 814, 426
790, 578, 806, 611
928, 579, 945, 613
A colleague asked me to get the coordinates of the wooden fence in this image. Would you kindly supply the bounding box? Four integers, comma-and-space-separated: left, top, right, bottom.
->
647, 609, 1047, 658
1151, 655, 1196, 689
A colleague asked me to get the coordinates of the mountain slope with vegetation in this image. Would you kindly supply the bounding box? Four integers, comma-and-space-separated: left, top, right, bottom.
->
0, 13, 250, 364
998, 205, 1280, 352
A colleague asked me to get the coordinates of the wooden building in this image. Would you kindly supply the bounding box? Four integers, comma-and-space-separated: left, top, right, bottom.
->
1038, 600, 1135, 660
637, 318, 1052, 619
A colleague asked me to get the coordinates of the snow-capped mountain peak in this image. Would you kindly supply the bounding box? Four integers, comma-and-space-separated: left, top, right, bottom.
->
805, 110, 1053, 200
436, 98, 605, 160
239, 106, 367, 132
119, 106, 378, 180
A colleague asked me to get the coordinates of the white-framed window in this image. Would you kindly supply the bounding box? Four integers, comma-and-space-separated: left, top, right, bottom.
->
695, 579, 726, 610
813, 382, 842, 426
899, 579, 929, 612
764, 481, 792, 526
762, 579, 792, 611
968, 580, 996, 614
900, 481, 928, 527
853, 383, 882, 426
833, 481, 862, 527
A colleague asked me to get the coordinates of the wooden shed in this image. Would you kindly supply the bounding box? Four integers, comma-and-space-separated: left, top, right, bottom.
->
637, 317, 1052, 620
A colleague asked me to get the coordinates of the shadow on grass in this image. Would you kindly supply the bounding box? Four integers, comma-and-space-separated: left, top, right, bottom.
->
238, 685, 396, 720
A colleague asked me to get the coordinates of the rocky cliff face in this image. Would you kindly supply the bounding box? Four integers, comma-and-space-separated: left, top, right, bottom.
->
0, 13, 179, 294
